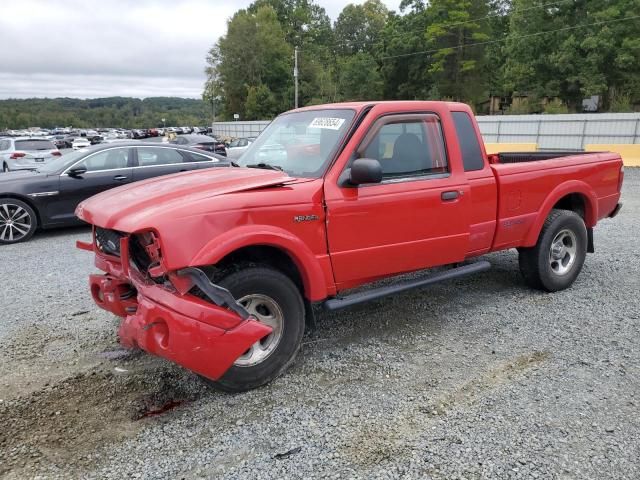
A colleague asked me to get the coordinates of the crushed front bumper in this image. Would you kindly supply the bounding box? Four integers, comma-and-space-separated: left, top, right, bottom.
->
81, 239, 271, 380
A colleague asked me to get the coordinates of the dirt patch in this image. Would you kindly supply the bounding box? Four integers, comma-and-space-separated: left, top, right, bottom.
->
344, 351, 550, 467
420, 350, 550, 417
0, 362, 206, 478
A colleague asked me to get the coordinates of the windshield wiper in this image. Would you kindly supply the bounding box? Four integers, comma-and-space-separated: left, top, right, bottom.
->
245, 163, 284, 172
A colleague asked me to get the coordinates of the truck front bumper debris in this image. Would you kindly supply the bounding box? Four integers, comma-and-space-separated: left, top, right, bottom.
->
82, 242, 271, 381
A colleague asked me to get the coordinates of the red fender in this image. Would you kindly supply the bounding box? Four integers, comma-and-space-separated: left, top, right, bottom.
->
189, 225, 331, 301
523, 180, 598, 247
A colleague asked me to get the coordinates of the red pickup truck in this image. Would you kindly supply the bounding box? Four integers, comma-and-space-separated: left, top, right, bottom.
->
76, 101, 623, 392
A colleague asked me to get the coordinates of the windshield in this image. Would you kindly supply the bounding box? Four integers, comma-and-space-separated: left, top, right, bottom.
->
237, 109, 355, 178
37, 149, 87, 173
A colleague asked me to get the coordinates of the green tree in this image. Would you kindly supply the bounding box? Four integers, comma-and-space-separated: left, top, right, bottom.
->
424, 0, 492, 103
338, 52, 384, 100
245, 84, 279, 119
334, 0, 388, 55
0, 97, 210, 129
378, 8, 433, 100
209, 5, 292, 119
504, 0, 640, 111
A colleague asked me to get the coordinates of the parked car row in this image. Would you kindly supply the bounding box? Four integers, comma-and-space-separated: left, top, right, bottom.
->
168, 134, 227, 156
0, 142, 229, 244
0, 126, 214, 148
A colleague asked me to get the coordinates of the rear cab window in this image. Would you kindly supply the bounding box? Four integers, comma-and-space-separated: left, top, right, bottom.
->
452, 111, 485, 172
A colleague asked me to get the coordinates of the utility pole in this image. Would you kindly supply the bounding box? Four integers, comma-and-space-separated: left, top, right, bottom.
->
294, 46, 299, 109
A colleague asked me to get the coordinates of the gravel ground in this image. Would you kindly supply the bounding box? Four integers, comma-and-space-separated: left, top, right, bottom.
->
0, 170, 638, 480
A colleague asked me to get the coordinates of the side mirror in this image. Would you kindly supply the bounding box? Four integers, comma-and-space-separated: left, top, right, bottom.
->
348, 158, 382, 185
68, 166, 87, 177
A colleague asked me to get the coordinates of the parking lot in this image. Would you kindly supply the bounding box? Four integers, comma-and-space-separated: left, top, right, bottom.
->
0, 169, 638, 479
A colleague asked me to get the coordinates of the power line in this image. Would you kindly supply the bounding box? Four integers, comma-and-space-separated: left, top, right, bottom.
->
380, 14, 640, 60
330, 0, 575, 50
420, 0, 574, 30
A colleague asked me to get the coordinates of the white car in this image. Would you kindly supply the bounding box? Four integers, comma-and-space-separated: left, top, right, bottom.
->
0, 137, 61, 172
72, 137, 91, 150
225, 137, 255, 160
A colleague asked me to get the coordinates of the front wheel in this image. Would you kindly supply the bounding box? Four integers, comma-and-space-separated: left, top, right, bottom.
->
205, 266, 305, 393
519, 209, 587, 292
2, 163, 9, 173
0, 198, 37, 244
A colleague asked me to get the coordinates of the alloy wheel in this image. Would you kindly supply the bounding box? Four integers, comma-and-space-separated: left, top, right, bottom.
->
548, 229, 578, 276
0, 203, 32, 243
233, 294, 284, 367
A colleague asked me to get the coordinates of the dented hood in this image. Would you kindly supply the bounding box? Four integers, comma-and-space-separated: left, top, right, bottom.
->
76, 167, 296, 230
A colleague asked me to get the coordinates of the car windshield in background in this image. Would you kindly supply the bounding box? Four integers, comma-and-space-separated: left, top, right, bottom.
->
37, 150, 87, 174
15, 139, 56, 151
237, 109, 355, 178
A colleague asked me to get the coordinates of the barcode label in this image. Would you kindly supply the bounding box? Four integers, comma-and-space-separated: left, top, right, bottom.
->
309, 117, 345, 130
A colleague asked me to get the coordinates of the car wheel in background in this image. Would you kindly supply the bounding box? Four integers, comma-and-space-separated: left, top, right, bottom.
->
2, 163, 9, 173
0, 198, 38, 245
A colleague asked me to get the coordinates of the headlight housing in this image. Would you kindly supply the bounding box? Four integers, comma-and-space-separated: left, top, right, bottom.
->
129, 231, 164, 278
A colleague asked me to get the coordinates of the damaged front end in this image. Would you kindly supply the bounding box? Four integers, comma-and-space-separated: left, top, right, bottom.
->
78, 228, 271, 380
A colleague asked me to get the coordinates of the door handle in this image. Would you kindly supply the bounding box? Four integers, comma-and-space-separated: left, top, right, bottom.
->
441, 190, 460, 201
113, 175, 128, 181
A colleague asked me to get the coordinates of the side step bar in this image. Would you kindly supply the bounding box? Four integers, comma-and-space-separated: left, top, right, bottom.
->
323, 261, 491, 311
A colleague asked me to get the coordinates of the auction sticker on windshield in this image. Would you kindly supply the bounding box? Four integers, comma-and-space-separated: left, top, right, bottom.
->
309, 117, 345, 130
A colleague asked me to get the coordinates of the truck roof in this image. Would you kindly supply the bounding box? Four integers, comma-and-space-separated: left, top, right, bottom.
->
291, 100, 471, 114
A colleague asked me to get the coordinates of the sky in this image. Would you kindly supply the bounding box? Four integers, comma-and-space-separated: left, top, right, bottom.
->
0, 0, 401, 100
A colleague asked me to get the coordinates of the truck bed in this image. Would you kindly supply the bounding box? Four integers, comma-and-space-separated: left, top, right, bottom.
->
489, 151, 623, 251
491, 151, 597, 164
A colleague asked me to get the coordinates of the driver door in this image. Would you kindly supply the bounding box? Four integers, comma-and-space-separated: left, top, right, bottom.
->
324, 113, 471, 289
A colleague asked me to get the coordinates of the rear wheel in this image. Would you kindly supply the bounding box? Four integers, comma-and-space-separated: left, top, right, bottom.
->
2, 163, 9, 173
0, 198, 37, 244
519, 209, 587, 292
205, 266, 305, 393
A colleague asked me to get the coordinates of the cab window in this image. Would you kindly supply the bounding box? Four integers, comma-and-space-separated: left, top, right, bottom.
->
359, 114, 448, 179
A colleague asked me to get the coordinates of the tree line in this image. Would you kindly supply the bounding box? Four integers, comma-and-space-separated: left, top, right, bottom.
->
204, 0, 640, 120
0, 97, 210, 130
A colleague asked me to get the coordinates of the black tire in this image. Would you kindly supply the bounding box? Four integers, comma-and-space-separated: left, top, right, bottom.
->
2, 163, 9, 173
205, 266, 305, 393
518, 209, 587, 292
0, 198, 38, 245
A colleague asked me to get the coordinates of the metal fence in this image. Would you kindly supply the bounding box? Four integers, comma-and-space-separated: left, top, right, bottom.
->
211, 121, 270, 139
213, 113, 640, 150
476, 113, 640, 151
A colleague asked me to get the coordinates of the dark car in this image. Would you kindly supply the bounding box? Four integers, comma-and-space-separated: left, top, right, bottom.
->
52, 135, 68, 149
170, 134, 227, 156
0, 142, 228, 244
132, 129, 148, 139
